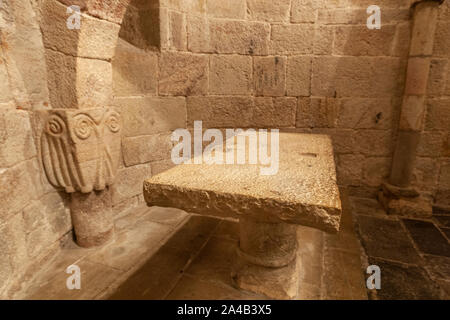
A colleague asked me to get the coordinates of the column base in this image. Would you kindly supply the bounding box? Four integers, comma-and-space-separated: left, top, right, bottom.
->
70, 189, 114, 248
232, 252, 301, 300
378, 183, 432, 218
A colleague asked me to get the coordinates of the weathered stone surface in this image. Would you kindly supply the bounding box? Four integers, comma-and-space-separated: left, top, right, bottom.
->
254, 56, 286, 96
333, 25, 396, 56
286, 56, 311, 97
270, 24, 314, 55
355, 130, 394, 156
403, 219, 450, 257
312, 56, 403, 97
187, 96, 254, 128
112, 39, 158, 96
313, 25, 334, 55
425, 98, 450, 131
399, 95, 426, 131
291, 0, 321, 23
363, 157, 391, 187
336, 154, 364, 186
41, 0, 121, 60
122, 133, 173, 167
427, 59, 448, 96
114, 96, 186, 137
159, 52, 208, 95
247, 0, 291, 23
188, 18, 270, 55
58, 0, 131, 24
160, 9, 187, 50
209, 55, 252, 95
112, 162, 152, 205
144, 132, 342, 232
206, 0, 246, 19
337, 98, 394, 130
297, 97, 338, 128
434, 22, 450, 57
160, 0, 206, 14
253, 98, 296, 128
0, 109, 37, 168
410, 1, 440, 57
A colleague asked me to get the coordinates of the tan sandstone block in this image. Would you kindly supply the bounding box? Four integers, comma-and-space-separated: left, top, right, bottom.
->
363, 157, 391, 187
161, 9, 187, 51
112, 39, 158, 96
333, 25, 396, 56
206, 0, 246, 19
427, 59, 448, 96
355, 130, 394, 157
254, 56, 286, 97
253, 97, 296, 128
314, 26, 335, 55
0, 160, 41, 224
410, 2, 440, 57
187, 16, 211, 53
161, 0, 206, 14
187, 96, 254, 128
270, 24, 314, 55
298, 98, 338, 129
433, 22, 450, 58
0, 109, 37, 168
58, 0, 130, 24
159, 52, 208, 95
0, 52, 12, 103
114, 97, 186, 137
405, 58, 431, 96
417, 131, 444, 157
412, 157, 440, 192
291, 0, 322, 23
337, 154, 364, 186
41, 0, 120, 60
312, 56, 402, 97
286, 56, 311, 97
392, 22, 412, 58
425, 98, 450, 131
247, 0, 291, 23
122, 133, 174, 167
112, 163, 152, 205
210, 55, 253, 95
337, 98, 394, 130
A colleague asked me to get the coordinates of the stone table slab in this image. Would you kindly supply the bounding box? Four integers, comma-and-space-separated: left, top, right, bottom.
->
144, 132, 341, 233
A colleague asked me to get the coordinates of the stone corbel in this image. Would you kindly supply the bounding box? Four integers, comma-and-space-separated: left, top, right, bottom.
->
37, 107, 122, 247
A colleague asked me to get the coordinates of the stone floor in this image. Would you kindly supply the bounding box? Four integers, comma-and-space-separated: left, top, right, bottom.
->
21, 190, 368, 300
352, 197, 450, 299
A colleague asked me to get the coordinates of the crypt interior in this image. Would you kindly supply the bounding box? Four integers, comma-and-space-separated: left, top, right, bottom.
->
0, 0, 450, 300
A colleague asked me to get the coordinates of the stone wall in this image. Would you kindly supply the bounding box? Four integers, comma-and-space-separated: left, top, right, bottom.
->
0, 0, 72, 298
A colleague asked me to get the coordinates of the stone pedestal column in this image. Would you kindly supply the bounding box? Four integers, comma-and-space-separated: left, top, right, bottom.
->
38, 108, 122, 248
70, 189, 114, 247
232, 217, 300, 299
380, 0, 444, 217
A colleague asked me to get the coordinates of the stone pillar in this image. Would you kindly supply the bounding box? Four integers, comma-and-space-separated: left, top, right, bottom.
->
38, 108, 122, 248
380, 0, 443, 217
232, 217, 300, 299
70, 189, 114, 247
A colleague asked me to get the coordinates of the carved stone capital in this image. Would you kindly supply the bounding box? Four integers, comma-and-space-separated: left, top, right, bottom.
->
37, 107, 122, 194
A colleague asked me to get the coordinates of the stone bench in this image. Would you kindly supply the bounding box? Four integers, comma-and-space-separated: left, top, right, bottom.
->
144, 132, 342, 299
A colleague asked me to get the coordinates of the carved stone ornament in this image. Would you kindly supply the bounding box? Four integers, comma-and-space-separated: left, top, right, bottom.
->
38, 108, 122, 193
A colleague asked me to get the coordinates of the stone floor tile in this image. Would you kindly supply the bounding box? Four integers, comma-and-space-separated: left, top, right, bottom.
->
350, 197, 388, 218
433, 215, 450, 228
402, 219, 450, 258
423, 255, 450, 280
441, 227, 450, 240
166, 275, 266, 300
28, 259, 123, 300
356, 215, 422, 264
164, 215, 220, 253
108, 244, 193, 300
142, 206, 190, 227
322, 247, 367, 300
433, 206, 450, 215
184, 237, 238, 288
86, 220, 173, 271
367, 257, 442, 300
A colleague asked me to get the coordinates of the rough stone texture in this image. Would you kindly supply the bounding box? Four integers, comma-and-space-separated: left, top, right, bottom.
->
253, 98, 296, 128
114, 96, 186, 137
159, 52, 208, 96
112, 163, 152, 205
209, 55, 252, 95
247, 0, 291, 23
122, 133, 174, 167
112, 39, 158, 96
206, 0, 246, 19
270, 24, 315, 55
71, 190, 114, 247
286, 56, 311, 97
254, 56, 286, 97
144, 132, 342, 233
